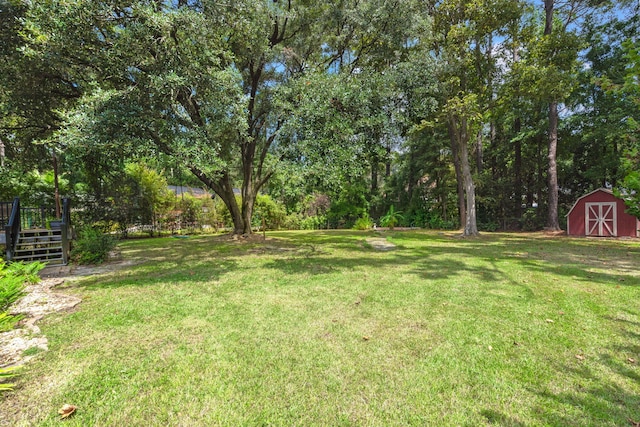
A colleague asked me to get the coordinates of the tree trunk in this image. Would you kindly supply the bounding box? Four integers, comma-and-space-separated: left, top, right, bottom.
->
187, 165, 247, 234
240, 145, 257, 234
544, 0, 554, 35
221, 176, 244, 234
241, 192, 254, 234
459, 120, 478, 236
449, 116, 478, 236
546, 101, 561, 230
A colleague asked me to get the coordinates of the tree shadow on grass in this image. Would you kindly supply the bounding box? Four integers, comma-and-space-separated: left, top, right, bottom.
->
529, 309, 640, 426
532, 366, 640, 426
76, 258, 239, 290
262, 231, 639, 291
76, 230, 638, 299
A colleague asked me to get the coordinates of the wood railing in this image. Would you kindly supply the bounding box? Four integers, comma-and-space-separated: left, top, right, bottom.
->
0, 201, 53, 230
3, 197, 72, 263
0, 201, 12, 229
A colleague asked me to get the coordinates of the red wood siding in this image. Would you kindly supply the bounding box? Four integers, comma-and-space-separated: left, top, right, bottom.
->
566, 189, 639, 237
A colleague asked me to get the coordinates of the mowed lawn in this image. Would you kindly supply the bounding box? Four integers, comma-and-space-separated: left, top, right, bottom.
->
1, 230, 639, 426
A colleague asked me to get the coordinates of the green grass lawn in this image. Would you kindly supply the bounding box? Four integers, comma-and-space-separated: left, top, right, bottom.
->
1, 230, 639, 426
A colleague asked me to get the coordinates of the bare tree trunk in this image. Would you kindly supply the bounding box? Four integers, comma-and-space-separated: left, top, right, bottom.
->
220, 174, 244, 234
241, 140, 256, 234
449, 116, 478, 236
459, 119, 478, 236
241, 192, 254, 234
546, 101, 561, 230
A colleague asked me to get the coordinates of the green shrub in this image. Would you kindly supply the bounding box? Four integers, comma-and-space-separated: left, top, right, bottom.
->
71, 226, 117, 264
2, 261, 43, 285
479, 221, 499, 232
425, 213, 456, 230
299, 215, 327, 230
281, 213, 302, 230
520, 208, 543, 232
353, 215, 373, 230
254, 194, 287, 230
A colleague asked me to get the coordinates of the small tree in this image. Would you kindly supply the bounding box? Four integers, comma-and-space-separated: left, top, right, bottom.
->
380, 205, 404, 230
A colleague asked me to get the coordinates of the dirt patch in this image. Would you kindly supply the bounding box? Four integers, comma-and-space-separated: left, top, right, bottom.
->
365, 238, 397, 251
210, 233, 271, 244
70, 259, 140, 277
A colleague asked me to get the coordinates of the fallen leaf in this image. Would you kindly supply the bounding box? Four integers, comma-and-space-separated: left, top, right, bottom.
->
628, 358, 636, 364
545, 319, 554, 323
58, 404, 77, 419
558, 311, 565, 315
362, 336, 370, 341
487, 345, 493, 351
575, 354, 585, 361
513, 341, 520, 346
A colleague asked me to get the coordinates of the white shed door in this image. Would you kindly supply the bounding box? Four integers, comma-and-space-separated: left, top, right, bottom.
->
585, 202, 617, 236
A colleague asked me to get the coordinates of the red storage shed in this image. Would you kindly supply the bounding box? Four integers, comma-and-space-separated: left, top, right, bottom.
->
566, 188, 640, 237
